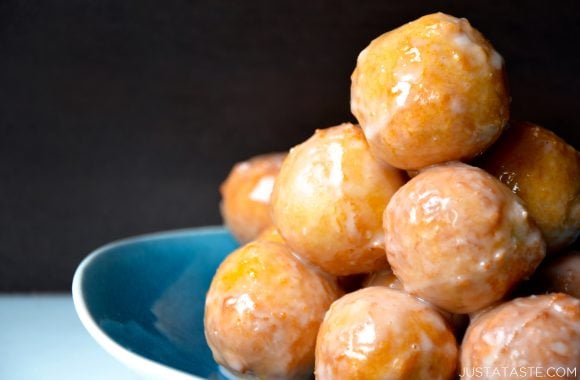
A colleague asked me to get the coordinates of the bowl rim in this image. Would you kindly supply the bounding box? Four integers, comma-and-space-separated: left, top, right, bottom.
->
72, 225, 228, 380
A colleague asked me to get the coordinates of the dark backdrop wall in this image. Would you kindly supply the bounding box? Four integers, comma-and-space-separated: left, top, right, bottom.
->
1, 0, 578, 291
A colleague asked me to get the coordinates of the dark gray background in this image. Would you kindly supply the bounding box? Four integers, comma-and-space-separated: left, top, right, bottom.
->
1, 0, 578, 291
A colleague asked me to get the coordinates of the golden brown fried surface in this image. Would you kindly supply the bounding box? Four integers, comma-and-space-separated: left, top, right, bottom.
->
384, 163, 545, 313
220, 152, 286, 243
271, 123, 405, 276
461, 294, 580, 379
316, 287, 458, 380
351, 12, 509, 170
205, 240, 342, 379
480, 121, 580, 253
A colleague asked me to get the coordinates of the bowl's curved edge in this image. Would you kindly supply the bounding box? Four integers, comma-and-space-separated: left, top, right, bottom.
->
72, 226, 229, 380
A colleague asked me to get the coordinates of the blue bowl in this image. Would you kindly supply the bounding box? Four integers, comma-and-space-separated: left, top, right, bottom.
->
72, 226, 240, 380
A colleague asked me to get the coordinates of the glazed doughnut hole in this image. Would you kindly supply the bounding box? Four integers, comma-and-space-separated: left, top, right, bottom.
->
220, 152, 286, 243
204, 240, 342, 379
315, 287, 458, 380
460, 293, 580, 379
271, 123, 406, 276
204, 12, 579, 380
384, 162, 546, 313
479, 121, 580, 253
351, 12, 509, 170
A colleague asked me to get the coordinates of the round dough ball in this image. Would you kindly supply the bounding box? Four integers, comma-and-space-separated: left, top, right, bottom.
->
460, 293, 580, 379
315, 287, 458, 380
204, 240, 341, 379
220, 152, 286, 243
384, 163, 545, 313
271, 123, 406, 276
480, 121, 580, 253
351, 12, 509, 170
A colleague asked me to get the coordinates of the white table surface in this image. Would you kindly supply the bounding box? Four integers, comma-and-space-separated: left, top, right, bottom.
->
0, 294, 143, 380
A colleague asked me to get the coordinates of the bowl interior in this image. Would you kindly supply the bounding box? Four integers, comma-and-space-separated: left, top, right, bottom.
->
76, 227, 239, 378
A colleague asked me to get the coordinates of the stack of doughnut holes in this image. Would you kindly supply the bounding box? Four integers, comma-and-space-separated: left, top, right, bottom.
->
207, 12, 579, 380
